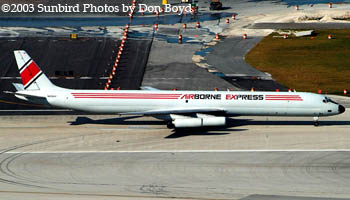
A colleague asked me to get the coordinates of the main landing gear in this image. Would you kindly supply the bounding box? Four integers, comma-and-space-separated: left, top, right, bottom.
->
313, 116, 319, 127
167, 121, 175, 129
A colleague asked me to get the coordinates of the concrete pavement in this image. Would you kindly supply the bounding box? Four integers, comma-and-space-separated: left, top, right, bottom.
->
1, 151, 350, 200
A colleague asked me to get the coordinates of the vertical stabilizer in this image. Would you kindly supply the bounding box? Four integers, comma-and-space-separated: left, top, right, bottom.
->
14, 50, 54, 90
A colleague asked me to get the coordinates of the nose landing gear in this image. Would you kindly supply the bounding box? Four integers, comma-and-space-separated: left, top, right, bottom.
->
313, 116, 319, 126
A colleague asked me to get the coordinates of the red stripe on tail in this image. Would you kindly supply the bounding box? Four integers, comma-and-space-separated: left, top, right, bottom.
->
20, 61, 41, 86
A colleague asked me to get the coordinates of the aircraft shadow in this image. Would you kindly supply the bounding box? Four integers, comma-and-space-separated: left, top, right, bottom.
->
165, 127, 247, 139
228, 118, 350, 127
68, 116, 350, 126
69, 116, 166, 126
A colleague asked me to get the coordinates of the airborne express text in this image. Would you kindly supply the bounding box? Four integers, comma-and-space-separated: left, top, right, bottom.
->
180, 94, 264, 100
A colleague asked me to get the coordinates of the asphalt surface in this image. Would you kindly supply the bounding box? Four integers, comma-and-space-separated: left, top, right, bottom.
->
0, 151, 350, 200
205, 37, 288, 91
0, 109, 349, 200
206, 37, 266, 77
142, 40, 235, 91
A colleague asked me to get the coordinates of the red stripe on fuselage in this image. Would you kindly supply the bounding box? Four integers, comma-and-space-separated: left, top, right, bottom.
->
73, 97, 179, 99
72, 94, 181, 96
265, 95, 303, 101
20, 61, 41, 86
72, 93, 182, 99
71, 93, 181, 95
266, 99, 303, 101
265, 96, 301, 97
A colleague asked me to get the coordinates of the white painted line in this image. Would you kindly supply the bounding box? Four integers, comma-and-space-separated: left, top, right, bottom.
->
0, 77, 16, 79
4, 149, 350, 154
0, 77, 21, 79
79, 77, 93, 79
0, 109, 72, 112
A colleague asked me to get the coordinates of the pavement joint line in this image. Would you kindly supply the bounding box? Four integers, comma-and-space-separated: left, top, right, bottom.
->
5, 149, 350, 154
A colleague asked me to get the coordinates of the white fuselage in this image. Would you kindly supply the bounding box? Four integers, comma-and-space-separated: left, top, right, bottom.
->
21, 89, 341, 117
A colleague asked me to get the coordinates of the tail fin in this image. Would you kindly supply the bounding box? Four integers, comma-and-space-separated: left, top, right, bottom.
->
14, 50, 54, 90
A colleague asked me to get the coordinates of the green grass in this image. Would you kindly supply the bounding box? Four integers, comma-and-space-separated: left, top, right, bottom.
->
245, 30, 350, 95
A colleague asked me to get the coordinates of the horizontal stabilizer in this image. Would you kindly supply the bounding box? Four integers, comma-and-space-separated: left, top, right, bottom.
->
12, 83, 24, 91
13, 92, 44, 99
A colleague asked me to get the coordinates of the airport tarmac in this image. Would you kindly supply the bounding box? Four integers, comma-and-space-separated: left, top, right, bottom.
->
0, 111, 350, 200
141, 39, 236, 91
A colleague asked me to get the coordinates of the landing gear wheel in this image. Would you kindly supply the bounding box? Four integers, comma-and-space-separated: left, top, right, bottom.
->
313, 116, 320, 127
167, 121, 175, 129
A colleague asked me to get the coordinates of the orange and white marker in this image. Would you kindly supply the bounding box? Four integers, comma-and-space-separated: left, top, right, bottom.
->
329, 2, 332, 8
226, 18, 230, 24
232, 14, 236, 20
328, 34, 332, 39
295, 5, 299, 10
178, 34, 182, 44
344, 89, 348, 94
283, 34, 288, 39
196, 21, 200, 28
243, 34, 247, 39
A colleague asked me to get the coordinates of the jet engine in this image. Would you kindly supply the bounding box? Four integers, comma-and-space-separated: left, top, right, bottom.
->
172, 117, 226, 128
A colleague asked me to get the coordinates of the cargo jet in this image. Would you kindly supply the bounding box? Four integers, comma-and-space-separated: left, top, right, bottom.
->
8, 50, 345, 128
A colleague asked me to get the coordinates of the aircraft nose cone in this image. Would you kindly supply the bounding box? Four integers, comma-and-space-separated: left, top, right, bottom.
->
339, 105, 346, 114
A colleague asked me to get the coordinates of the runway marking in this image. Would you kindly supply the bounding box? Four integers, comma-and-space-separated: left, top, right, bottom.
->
0, 77, 21, 79
0, 126, 49, 128
144, 78, 191, 80
0, 109, 72, 112
5, 149, 350, 154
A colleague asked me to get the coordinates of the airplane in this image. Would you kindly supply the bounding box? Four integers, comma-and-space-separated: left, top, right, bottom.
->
8, 50, 345, 128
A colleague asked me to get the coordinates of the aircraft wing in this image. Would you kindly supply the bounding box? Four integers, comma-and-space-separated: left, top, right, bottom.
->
120, 107, 226, 115
140, 86, 160, 91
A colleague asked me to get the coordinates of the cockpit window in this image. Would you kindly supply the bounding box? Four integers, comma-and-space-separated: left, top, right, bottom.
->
328, 98, 338, 104
323, 97, 338, 104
